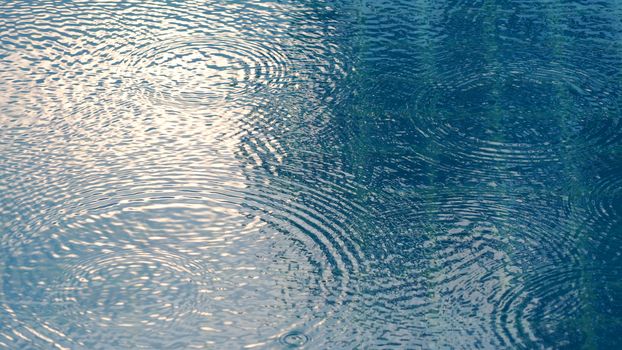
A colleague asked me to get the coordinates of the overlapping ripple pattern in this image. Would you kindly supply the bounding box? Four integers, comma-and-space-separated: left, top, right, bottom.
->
1, 0, 621, 348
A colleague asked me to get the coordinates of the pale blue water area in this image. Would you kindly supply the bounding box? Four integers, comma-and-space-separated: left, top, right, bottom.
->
1, 0, 622, 349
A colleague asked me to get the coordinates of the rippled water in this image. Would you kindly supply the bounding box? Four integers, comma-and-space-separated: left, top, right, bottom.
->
1, 0, 621, 348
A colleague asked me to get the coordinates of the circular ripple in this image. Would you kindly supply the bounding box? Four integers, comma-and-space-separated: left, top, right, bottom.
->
491, 265, 608, 348
279, 330, 309, 348
410, 62, 617, 176
242, 176, 368, 308
115, 36, 291, 107
2, 245, 209, 347
582, 168, 622, 227
52, 249, 207, 328
356, 184, 590, 348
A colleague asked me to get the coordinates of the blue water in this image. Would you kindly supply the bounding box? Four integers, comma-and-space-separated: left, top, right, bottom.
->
1, 0, 621, 348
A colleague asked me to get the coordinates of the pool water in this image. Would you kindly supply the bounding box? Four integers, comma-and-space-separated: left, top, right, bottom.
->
1, 0, 622, 348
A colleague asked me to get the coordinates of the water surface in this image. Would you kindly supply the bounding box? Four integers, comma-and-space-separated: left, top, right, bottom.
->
1, 0, 622, 348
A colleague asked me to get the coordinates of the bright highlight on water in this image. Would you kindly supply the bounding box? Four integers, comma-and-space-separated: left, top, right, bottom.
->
1, 0, 621, 349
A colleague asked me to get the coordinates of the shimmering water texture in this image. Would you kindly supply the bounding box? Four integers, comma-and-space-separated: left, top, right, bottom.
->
1, 0, 621, 349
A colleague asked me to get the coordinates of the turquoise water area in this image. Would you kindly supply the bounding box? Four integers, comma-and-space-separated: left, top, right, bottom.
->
1, 0, 621, 348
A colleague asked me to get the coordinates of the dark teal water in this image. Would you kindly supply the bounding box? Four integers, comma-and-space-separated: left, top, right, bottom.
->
1, 0, 622, 348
